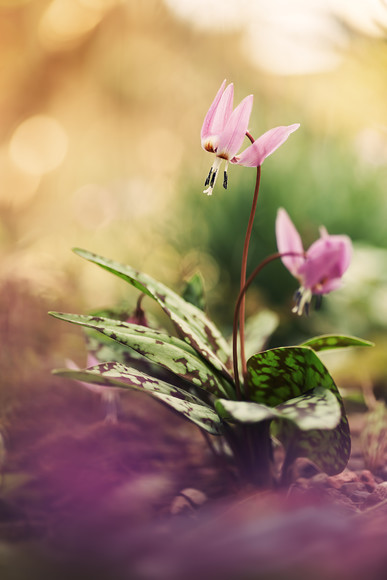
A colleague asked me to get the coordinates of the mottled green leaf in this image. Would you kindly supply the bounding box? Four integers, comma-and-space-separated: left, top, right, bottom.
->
85, 332, 169, 382
301, 334, 374, 352
215, 388, 340, 431
182, 272, 206, 311
276, 388, 341, 431
73, 248, 233, 380
246, 346, 351, 473
50, 312, 231, 398
215, 399, 280, 424
277, 413, 351, 475
54, 362, 223, 435
86, 332, 147, 367
246, 346, 341, 408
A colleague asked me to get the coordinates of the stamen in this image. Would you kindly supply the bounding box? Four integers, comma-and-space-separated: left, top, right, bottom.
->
204, 167, 212, 187
292, 287, 312, 316
223, 170, 228, 189
203, 158, 221, 195
315, 295, 323, 311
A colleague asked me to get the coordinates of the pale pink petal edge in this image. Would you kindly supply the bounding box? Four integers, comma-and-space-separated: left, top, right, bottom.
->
233, 123, 300, 167
276, 208, 305, 275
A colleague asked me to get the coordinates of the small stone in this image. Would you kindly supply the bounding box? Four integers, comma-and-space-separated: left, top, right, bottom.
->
329, 469, 359, 489
324, 488, 359, 514
310, 472, 330, 487
340, 483, 371, 504
359, 469, 377, 492
364, 482, 387, 507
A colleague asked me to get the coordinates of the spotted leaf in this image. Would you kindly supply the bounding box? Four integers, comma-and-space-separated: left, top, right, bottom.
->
50, 311, 232, 398
215, 399, 280, 424
53, 362, 223, 435
85, 333, 169, 381
276, 387, 340, 430
73, 249, 232, 380
301, 334, 373, 352
246, 346, 342, 408
215, 387, 340, 429
276, 412, 351, 475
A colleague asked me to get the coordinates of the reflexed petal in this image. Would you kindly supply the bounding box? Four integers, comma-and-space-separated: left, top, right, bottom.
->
233, 124, 300, 167
276, 208, 305, 276
201, 81, 234, 151
216, 94, 253, 160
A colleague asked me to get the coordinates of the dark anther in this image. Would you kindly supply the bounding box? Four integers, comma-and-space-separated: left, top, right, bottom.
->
293, 289, 301, 303
210, 170, 217, 187
223, 171, 228, 189
315, 295, 323, 311
204, 167, 212, 186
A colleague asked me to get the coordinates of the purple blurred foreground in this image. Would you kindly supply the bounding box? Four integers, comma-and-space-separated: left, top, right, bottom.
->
1, 379, 386, 580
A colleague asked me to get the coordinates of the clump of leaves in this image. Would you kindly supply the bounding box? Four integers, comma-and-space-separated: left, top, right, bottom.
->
50, 249, 372, 487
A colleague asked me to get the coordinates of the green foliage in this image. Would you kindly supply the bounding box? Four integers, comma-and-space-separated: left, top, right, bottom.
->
245, 346, 351, 475
246, 347, 343, 407
215, 387, 340, 431
301, 334, 374, 351
54, 362, 223, 435
50, 311, 232, 399
73, 248, 233, 380
277, 414, 351, 476
52, 251, 369, 486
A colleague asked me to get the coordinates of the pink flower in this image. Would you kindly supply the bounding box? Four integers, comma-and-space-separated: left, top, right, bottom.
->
276, 208, 352, 315
201, 80, 300, 195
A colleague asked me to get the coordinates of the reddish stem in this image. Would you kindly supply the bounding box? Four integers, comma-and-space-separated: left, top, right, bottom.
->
233, 251, 304, 399
239, 131, 261, 384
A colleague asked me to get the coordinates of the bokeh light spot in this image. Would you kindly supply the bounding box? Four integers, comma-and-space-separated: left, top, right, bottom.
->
9, 115, 68, 176
0, 149, 40, 208
39, 0, 105, 51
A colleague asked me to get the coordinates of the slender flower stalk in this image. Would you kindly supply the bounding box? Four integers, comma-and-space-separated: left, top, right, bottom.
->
238, 133, 260, 382
201, 81, 300, 391
233, 252, 304, 399
237, 125, 299, 381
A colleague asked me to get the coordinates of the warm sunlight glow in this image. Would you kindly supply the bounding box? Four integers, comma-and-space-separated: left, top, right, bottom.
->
39, 0, 105, 51
9, 115, 68, 176
0, 149, 40, 207
72, 184, 118, 230
165, 0, 387, 74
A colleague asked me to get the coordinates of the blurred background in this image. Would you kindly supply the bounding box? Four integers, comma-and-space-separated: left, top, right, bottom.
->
1, 0, 387, 400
